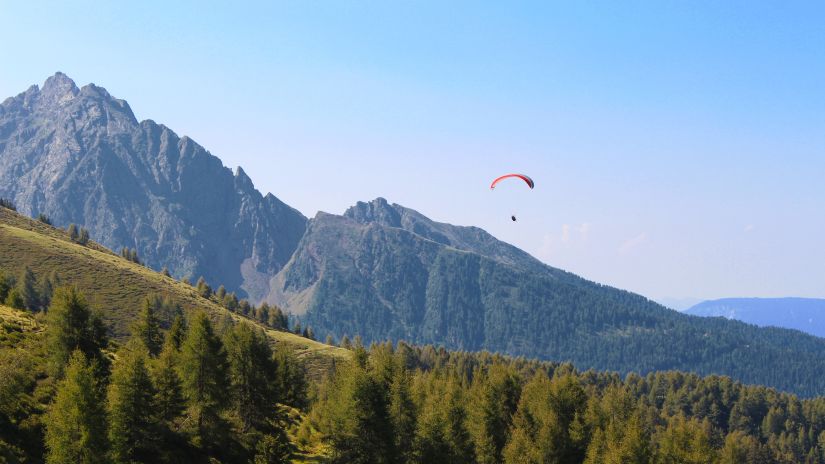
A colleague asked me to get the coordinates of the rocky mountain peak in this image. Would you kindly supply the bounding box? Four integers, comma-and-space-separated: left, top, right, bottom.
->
344, 197, 402, 227
40, 71, 79, 103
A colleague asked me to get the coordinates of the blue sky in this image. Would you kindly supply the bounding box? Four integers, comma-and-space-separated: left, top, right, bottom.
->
1, 1, 823, 303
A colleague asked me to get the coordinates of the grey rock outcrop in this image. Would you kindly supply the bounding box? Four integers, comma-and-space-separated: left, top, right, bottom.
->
0, 73, 306, 300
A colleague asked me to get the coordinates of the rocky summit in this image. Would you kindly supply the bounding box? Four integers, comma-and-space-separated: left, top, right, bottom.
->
0, 73, 307, 301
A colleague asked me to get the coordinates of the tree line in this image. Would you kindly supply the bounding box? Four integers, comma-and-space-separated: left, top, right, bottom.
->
309, 341, 825, 464
0, 284, 306, 463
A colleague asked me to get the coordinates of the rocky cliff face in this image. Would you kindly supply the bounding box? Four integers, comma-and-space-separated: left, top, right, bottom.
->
0, 73, 306, 300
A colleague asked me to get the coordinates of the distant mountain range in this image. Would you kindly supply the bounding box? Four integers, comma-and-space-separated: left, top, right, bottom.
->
5, 73, 825, 395
686, 298, 825, 338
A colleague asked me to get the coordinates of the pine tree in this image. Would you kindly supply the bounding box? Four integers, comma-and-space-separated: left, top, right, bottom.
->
108, 346, 159, 463
224, 322, 277, 430
254, 429, 292, 463
3, 288, 24, 310
215, 285, 226, 300
238, 299, 252, 316
444, 380, 476, 464
78, 228, 89, 245
654, 414, 715, 464
134, 296, 164, 357
389, 368, 417, 462
325, 334, 335, 346
129, 248, 139, 264
67, 223, 79, 242
18, 267, 40, 311
45, 351, 108, 464
37, 213, 52, 225
195, 277, 211, 298
37, 271, 59, 311
470, 364, 521, 464
46, 286, 109, 378
152, 339, 185, 424
179, 312, 229, 445
319, 364, 396, 463
161, 266, 171, 277
0, 270, 9, 302
167, 314, 187, 351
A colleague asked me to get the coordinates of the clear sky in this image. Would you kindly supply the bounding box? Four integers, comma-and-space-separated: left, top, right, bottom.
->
1, 1, 823, 303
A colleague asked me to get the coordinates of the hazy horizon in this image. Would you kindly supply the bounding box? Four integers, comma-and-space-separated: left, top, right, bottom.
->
2, 1, 823, 302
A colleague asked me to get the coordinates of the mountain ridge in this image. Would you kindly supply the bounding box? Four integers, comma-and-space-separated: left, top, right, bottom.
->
0, 72, 307, 302
686, 297, 825, 338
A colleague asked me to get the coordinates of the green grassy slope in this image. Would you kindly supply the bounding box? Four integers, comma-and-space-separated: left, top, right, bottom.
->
0, 207, 349, 379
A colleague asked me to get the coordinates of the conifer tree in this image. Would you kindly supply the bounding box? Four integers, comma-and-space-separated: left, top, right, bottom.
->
78, 228, 89, 245
160, 266, 171, 277
67, 223, 79, 242
108, 345, 159, 463
254, 429, 292, 463
195, 277, 211, 298
238, 299, 251, 316
0, 270, 9, 302
3, 288, 24, 310
37, 271, 59, 311
46, 286, 109, 378
179, 312, 229, 445
152, 339, 185, 424
134, 296, 164, 357
215, 285, 226, 300
325, 334, 335, 346
470, 364, 521, 464
224, 322, 277, 430
654, 414, 714, 464
444, 380, 476, 464
273, 345, 308, 409
45, 351, 108, 464
18, 267, 40, 311
320, 364, 396, 463
389, 368, 417, 462
37, 212, 51, 224
167, 314, 187, 351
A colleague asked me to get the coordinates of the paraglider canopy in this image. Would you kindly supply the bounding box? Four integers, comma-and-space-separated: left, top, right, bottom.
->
490, 173, 534, 190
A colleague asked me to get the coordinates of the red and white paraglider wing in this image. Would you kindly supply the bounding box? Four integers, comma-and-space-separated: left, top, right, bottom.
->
490, 173, 534, 190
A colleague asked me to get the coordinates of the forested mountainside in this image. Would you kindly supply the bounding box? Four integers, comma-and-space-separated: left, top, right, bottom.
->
0, 73, 306, 302
272, 199, 825, 397
687, 298, 825, 338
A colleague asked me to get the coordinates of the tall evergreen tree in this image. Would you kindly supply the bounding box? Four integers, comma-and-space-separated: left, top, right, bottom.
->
0, 270, 9, 302
152, 339, 185, 425
3, 288, 24, 310
46, 286, 109, 378
108, 345, 159, 463
44, 351, 108, 464
470, 364, 521, 464
195, 277, 211, 298
224, 322, 277, 430
78, 228, 90, 245
167, 314, 187, 351
389, 368, 417, 462
17, 267, 39, 311
134, 296, 164, 357
67, 224, 79, 242
179, 312, 229, 446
